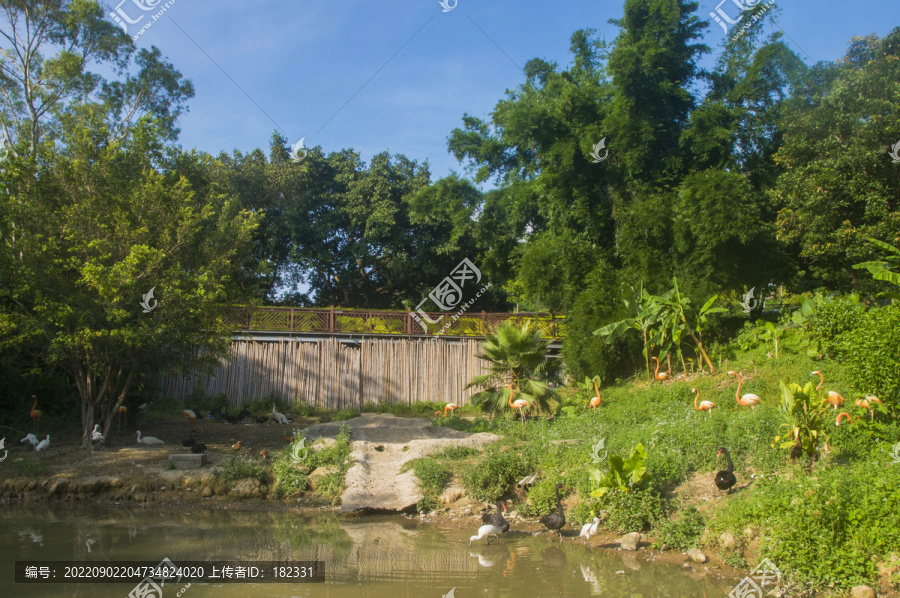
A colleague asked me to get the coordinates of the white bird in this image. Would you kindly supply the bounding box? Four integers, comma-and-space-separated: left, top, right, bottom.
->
442, 588, 456, 598
469, 524, 503, 547
580, 517, 600, 540
20, 433, 38, 446
136, 431, 164, 445
272, 404, 290, 425
35, 435, 50, 457
91, 424, 104, 443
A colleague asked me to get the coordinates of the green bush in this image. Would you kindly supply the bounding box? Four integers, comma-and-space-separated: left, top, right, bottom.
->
806, 294, 865, 355
215, 457, 267, 484
461, 450, 531, 502
403, 457, 451, 512
836, 304, 900, 412
333, 409, 360, 421
708, 461, 900, 591
309, 424, 352, 468
594, 490, 663, 533
273, 459, 310, 498
652, 506, 705, 550
437, 446, 481, 460
518, 481, 567, 518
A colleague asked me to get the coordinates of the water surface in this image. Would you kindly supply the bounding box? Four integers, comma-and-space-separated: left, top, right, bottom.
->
1, 505, 734, 597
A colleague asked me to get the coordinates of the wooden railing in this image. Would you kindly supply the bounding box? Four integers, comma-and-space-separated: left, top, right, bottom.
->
222, 306, 564, 339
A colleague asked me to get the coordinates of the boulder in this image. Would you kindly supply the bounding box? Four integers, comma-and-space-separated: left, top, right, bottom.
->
620, 532, 641, 551
438, 484, 465, 505
849, 586, 875, 598
231, 478, 264, 499
169, 454, 207, 470
686, 548, 708, 563
48, 478, 69, 496
719, 532, 736, 550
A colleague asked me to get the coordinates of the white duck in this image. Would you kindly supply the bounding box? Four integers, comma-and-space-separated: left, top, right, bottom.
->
136, 431, 164, 445
20, 433, 39, 446
272, 404, 290, 425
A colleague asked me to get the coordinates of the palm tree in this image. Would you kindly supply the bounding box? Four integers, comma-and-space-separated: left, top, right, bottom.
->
465, 322, 559, 417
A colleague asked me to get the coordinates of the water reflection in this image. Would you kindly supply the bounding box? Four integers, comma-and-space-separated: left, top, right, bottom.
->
0, 505, 734, 597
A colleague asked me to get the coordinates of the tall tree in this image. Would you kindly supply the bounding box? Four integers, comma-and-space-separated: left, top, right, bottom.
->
772, 28, 900, 291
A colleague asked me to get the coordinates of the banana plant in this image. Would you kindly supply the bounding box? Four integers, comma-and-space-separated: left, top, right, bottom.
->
853, 238, 900, 300
589, 443, 650, 498
772, 380, 830, 458
593, 281, 667, 380
657, 278, 727, 373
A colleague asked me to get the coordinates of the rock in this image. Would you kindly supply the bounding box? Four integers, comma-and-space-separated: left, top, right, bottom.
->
308, 465, 338, 492
849, 586, 875, 598
232, 479, 264, 499
719, 532, 736, 550
621, 556, 641, 571
686, 548, 708, 563
48, 478, 69, 496
615, 570, 625, 575
620, 532, 641, 551
169, 454, 207, 470
438, 484, 465, 505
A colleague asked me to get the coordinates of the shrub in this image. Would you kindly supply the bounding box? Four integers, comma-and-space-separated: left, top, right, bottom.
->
461, 450, 531, 502
333, 409, 359, 421
836, 304, 900, 412
652, 506, 705, 550
215, 457, 267, 484
403, 458, 451, 512
273, 459, 310, 498
594, 490, 663, 533
806, 294, 865, 355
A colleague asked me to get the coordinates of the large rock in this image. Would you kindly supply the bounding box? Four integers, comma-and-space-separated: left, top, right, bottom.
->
849, 586, 875, 598
168, 454, 207, 470
687, 548, 708, 563
719, 532, 736, 550
231, 478, 264, 499
620, 532, 642, 551
301, 414, 499, 513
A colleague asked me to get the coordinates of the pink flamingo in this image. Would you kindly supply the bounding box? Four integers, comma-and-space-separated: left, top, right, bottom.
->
855, 395, 883, 419
727, 371, 760, 407
506, 384, 529, 426
835, 412, 853, 426
651, 356, 668, 381
692, 388, 716, 417
811, 371, 844, 410
442, 403, 458, 417
587, 378, 601, 410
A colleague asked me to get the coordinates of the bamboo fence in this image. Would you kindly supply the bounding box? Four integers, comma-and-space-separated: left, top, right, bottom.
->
155, 337, 490, 408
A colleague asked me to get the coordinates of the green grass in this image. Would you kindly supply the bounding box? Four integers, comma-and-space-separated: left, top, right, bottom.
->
402, 457, 451, 512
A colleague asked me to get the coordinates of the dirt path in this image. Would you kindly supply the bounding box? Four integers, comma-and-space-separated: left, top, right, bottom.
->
299, 413, 499, 512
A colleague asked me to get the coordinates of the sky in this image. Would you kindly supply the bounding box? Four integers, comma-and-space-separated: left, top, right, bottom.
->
116, 0, 900, 187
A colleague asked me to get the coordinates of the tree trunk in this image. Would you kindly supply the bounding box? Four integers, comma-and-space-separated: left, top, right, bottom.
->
683, 321, 715, 373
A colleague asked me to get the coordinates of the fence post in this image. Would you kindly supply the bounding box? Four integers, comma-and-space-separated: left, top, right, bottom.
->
481, 311, 486, 335
329, 306, 335, 332
248, 307, 254, 331
290, 308, 294, 332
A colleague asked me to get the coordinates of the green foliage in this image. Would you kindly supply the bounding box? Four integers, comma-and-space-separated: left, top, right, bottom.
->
594, 489, 664, 534
652, 506, 705, 551
215, 457, 267, 484
836, 304, 900, 412
403, 458, 451, 512
273, 459, 310, 498
806, 294, 864, 354
333, 409, 360, 421
461, 449, 532, 502
308, 425, 352, 468
854, 238, 900, 300
709, 460, 900, 591
589, 443, 650, 498
465, 322, 559, 416
772, 380, 830, 457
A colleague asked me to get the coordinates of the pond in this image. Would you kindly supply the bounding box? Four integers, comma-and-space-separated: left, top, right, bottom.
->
2, 505, 735, 597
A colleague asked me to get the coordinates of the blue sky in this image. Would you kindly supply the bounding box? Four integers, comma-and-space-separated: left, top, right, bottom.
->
121, 0, 900, 186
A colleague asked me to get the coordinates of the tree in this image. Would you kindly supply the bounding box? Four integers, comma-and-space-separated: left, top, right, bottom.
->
772, 28, 900, 291
465, 322, 559, 417
0, 121, 258, 447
